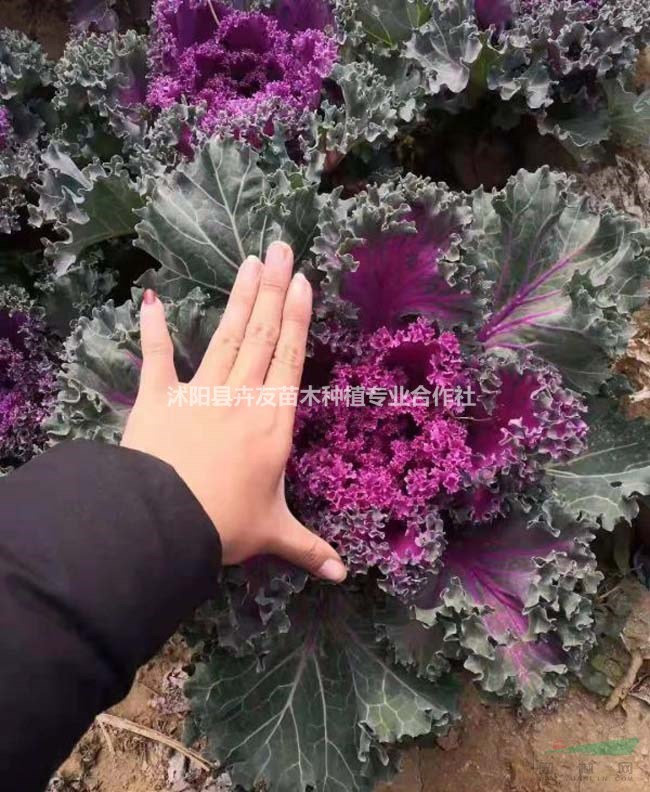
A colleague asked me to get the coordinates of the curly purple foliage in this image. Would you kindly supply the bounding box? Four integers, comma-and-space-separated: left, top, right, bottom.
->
340, 207, 475, 331
475, 0, 515, 29
0, 105, 11, 149
0, 294, 59, 466
147, 0, 337, 140
271, 0, 334, 34
289, 318, 587, 598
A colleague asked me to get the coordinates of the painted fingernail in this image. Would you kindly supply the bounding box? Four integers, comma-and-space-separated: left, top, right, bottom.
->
143, 289, 156, 305
317, 558, 348, 583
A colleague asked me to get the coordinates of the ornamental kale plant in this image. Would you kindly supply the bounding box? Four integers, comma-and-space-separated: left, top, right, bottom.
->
2, 1, 650, 790
0, 106, 10, 149
0, 288, 59, 472
47, 137, 650, 788
332, 0, 650, 185
146, 0, 338, 141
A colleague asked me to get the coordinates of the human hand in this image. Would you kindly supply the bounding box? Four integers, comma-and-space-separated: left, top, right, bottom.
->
121, 242, 347, 582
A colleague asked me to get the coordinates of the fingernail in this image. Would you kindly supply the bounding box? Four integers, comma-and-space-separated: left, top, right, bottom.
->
268, 240, 293, 265
143, 289, 156, 306
239, 255, 261, 281
289, 272, 310, 295
317, 558, 347, 583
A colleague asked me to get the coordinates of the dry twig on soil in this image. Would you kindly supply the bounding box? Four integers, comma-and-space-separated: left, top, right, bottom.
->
605, 651, 645, 711
95, 713, 216, 772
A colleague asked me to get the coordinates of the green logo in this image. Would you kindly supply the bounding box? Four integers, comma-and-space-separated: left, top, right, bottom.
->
545, 738, 639, 756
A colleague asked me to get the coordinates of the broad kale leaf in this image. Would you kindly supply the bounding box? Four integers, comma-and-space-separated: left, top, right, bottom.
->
47, 288, 220, 443
546, 395, 650, 530
469, 167, 650, 393
135, 136, 321, 299
186, 585, 460, 792
414, 501, 601, 709
29, 145, 144, 274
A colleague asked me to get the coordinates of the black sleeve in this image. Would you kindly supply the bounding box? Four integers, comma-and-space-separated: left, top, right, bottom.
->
0, 441, 222, 792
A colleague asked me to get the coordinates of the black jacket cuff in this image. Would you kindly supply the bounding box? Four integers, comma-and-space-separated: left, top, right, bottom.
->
0, 440, 221, 791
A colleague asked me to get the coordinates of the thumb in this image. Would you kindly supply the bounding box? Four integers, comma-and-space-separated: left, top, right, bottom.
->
270, 514, 348, 583
140, 289, 177, 393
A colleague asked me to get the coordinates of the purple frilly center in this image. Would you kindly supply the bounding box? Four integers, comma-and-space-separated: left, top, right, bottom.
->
0, 105, 12, 150
147, 1, 337, 140
288, 318, 587, 598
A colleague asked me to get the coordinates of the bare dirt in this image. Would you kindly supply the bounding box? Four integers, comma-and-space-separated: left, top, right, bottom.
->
381, 685, 650, 792
56, 651, 650, 792
0, 1, 70, 58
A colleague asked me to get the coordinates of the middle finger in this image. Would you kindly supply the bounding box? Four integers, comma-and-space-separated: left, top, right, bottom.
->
228, 241, 294, 387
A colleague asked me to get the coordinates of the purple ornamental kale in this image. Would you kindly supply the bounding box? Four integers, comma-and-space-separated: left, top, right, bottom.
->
475, 0, 515, 29
0, 105, 11, 149
289, 318, 587, 598
147, 0, 338, 140
286, 173, 604, 599
271, 0, 334, 34
0, 291, 59, 466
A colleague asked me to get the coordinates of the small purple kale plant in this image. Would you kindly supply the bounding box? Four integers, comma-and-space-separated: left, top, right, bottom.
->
146, 0, 337, 140
0, 106, 11, 149
0, 289, 59, 470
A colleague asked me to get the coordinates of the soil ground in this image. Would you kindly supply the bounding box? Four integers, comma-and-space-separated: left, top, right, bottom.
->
3, 4, 649, 791
55, 653, 650, 792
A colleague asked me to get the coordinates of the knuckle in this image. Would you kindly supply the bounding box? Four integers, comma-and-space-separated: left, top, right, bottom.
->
144, 339, 173, 359
246, 321, 280, 347
303, 537, 322, 570
216, 333, 242, 354
273, 341, 302, 370
283, 308, 309, 325
261, 278, 288, 295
